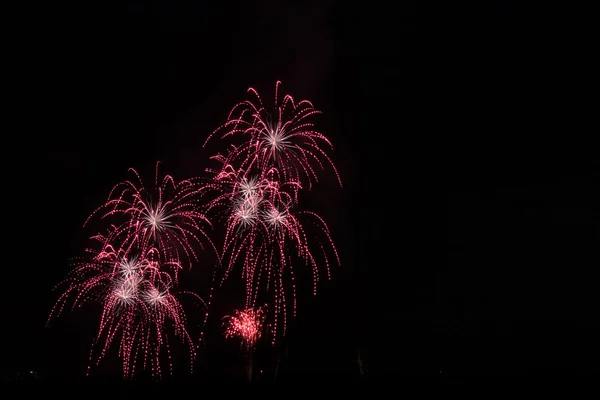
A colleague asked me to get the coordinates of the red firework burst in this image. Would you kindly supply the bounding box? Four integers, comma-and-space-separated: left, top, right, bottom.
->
84, 161, 218, 281
223, 307, 265, 351
48, 243, 205, 379
204, 81, 342, 189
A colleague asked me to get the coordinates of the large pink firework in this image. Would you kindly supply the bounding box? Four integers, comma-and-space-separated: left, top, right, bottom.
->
84, 162, 218, 281
203, 81, 342, 190
48, 243, 205, 379
201, 83, 342, 343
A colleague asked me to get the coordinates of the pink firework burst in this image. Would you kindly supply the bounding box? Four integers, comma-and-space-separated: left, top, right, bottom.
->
48, 243, 205, 379
84, 161, 218, 280
200, 83, 342, 343
223, 307, 265, 351
203, 81, 342, 189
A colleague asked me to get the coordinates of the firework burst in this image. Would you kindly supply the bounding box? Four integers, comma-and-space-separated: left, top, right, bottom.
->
204, 81, 342, 189
223, 306, 265, 351
201, 82, 342, 343
84, 161, 218, 281
48, 243, 205, 379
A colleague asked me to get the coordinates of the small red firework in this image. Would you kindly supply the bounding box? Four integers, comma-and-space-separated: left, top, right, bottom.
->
223, 307, 266, 351
204, 81, 342, 189
48, 243, 205, 379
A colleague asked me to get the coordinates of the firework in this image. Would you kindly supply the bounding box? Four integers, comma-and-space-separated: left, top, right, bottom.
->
199, 165, 339, 339
49, 163, 220, 379
51, 80, 343, 379
48, 243, 205, 379
201, 83, 342, 343
236, 202, 340, 340
223, 307, 265, 351
223, 306, 266, 382
84, 162, 218, 281
204, 81, 342, 189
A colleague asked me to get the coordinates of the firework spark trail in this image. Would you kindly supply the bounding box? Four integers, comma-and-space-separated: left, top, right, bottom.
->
223, 307, 265, 351
243, 202, 340, 340
83, 161, 219, 281
203, 81, 342, 190
48, 243, 206, 379
201, 82, 342, 343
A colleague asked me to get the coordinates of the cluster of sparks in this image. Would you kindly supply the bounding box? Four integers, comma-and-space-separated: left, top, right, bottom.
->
49, 81, 341, 379
223, 307, 265, 351
204, 81, 341, 342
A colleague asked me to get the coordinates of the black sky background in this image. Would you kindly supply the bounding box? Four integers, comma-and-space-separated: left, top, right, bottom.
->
4, 1, 600, 381
435, 7, 599, 377
4, 1, 414, 382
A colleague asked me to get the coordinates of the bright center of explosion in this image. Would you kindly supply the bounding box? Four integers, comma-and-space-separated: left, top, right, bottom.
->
143, 286, 168, 307
144, 206, 171, 235
269, 129, 281, 147
119, 257, 140, 277
262, 123, 290, 156
114, 275, 142, 306
264, 207, 287, 228
239, 176, 260, 198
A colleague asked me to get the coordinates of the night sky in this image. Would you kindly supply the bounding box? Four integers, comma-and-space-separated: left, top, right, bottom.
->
4, 2, 600, 381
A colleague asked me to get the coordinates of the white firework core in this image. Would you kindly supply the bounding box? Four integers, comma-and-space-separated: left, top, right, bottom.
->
142, 286, 168, 307
234, 197, 259, 228
263, 206, 287, 228
118, 257, 141, 277
238, 176, 261, 199
143, 205, 172, 237
113, 274, 142, 306
261, 122, 291, 158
